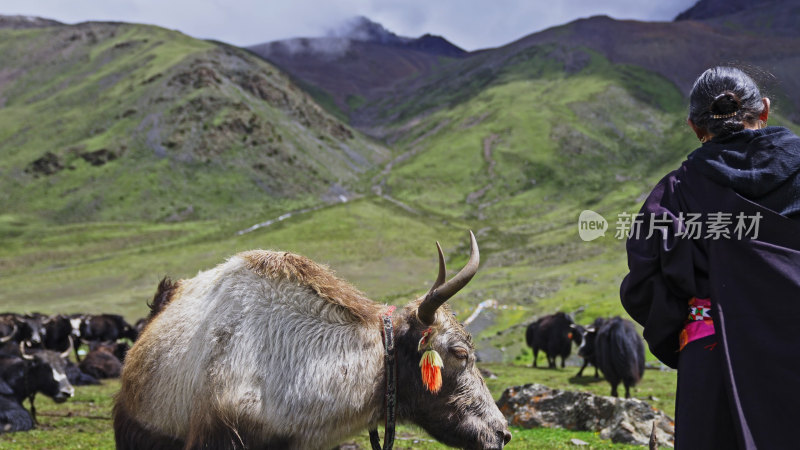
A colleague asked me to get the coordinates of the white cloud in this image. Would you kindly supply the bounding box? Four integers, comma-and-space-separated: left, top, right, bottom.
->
1, 0, 699, 50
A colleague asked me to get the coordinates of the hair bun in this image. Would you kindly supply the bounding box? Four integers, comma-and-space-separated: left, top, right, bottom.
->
710, 91, 741, 118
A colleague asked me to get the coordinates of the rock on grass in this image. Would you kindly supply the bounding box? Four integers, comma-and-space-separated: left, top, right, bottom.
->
497, 383, 674, 447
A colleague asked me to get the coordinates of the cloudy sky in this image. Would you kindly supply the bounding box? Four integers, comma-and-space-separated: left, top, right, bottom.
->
3, 0, 700, 51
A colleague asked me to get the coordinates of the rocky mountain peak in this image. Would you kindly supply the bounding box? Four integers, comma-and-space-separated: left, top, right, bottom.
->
330, 16, 408, 45
326, 16, 465, 56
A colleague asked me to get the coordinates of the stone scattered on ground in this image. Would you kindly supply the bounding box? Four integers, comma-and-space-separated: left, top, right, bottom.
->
497, 383, 674, 447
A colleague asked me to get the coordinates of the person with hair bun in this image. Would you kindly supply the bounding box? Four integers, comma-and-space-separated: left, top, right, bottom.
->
620, 66, 800, 449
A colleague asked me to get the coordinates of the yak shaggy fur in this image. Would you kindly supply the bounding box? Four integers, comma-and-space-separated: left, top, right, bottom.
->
115, 251, 388, 449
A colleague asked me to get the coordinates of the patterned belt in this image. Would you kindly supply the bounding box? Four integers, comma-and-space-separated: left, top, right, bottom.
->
679, 297, 715, 351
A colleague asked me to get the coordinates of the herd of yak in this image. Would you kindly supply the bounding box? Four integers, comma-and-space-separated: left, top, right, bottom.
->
0, 312, 142, 433
526, 313, 646, 398
0, 309, 645, 435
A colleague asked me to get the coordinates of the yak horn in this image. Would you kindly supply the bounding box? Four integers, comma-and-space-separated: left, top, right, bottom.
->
0, 324, 17, 343
19, 341, 34, 361
417, 230, 480, 325
60, 336, 73, 360
430, 242, 447, 292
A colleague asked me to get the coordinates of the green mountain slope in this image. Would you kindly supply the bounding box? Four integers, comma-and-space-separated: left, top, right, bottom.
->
358, 46, 693, 357
346, 40, 799, 360
348, 19, 800, 133
0, 21, 389, 223
379, 47, 690, 213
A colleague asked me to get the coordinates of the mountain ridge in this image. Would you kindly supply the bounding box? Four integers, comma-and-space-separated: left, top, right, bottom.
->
247, 16, 465, 115
0, 19, 389, 223
675, 0, 782, 21
340, 13, 800, 132
246, 3, 800, 133
0, 14, 62, 29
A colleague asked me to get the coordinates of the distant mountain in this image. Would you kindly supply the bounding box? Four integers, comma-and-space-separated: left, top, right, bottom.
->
332, 16, 409, 45
514, 3, 800, 116
327, 16, 466, 57
677, 0, 800, 37
247, 17, 465, 116
674, 0, 756, 20
0, 18, 388, 222
512, 14, 800, 104
0, 14, 62, 29
4, 2, 799, 224
336, 6, 800, 132
251, 4, 800, 132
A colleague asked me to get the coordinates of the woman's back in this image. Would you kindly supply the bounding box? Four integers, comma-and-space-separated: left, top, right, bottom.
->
620, 65, 800, 449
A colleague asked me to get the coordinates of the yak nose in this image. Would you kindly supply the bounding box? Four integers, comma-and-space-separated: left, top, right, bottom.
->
497, 429, 512, 446
61, 385, 74, 397
54, 388, 73, 403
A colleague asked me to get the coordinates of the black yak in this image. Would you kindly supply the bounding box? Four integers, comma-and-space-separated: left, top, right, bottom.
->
591, 316, 645, 398
526, 312, 582, 369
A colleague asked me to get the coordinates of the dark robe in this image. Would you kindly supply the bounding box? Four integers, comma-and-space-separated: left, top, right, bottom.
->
620, 127, 800, 449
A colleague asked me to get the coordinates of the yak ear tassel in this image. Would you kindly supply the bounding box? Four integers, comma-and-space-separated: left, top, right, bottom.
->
420, 349, 443, 393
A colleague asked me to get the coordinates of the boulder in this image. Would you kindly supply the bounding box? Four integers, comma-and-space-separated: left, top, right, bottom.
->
26, 151, 63, 176
497, 383, 674, 447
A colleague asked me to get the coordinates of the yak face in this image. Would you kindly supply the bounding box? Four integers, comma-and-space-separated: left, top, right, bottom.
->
569, 323, 585, 347
395, 306, 510, 450
578, 317, 606, 359
69, 316, 83, 339
15, 316, 44, 346
388, 231, 510, 450
578, 327, 595, 359
27, 350, 74, 403
43, 315, 77, 352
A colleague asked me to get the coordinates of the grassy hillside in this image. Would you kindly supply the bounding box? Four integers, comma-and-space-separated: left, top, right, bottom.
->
0, 198, 462, 319
0, 41, 721, 359
353, 42, 800, 362
0, 21, 389, 223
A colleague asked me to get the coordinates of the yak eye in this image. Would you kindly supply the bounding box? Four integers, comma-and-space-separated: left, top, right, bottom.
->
450, 347, 469, 360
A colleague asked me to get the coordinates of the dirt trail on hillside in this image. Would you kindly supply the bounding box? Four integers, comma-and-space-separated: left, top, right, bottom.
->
370, 120, 451, 213
466, 134, 500, 212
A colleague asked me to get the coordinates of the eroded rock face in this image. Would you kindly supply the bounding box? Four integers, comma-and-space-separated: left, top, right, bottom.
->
497, 383, 674, 447
26, 152, 64, 176
79, 148, 118, 166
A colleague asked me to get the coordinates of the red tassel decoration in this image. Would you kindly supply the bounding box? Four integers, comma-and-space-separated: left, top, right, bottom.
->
418, 328, 443, 393
420, 349, 443, 393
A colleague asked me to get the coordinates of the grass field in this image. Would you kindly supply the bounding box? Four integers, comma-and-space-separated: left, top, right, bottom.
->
0, 363, 677, 449
0, 194, 677, 448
